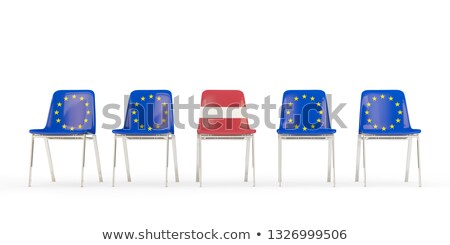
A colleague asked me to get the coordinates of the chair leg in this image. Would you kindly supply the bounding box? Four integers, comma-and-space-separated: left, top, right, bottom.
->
244, 137, 250, 182
362, 136, 367, 187
405, 138, 412, 182
196, 135, 200, 183
28, 135, 35, 187
80, 134, 87, 188
278, 135, 282, 187
327, 137, 332, 183
252, 135, 256, 187
332, 136, 336, 187
165, 134, 170, 187
417, 136, 422, 187
355, 135, 361, 182
122, 137, 131, 182
171, 134, 180, 182
44, 138, 56, 182
112, 136, 117, 187
93, 135, 103, 183
199, 136, 203, 187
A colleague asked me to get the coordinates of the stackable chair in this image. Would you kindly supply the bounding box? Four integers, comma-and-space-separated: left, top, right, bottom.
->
196, 90, 256, 187
277, 90, 336, 187
28, 90, 103, 187
355, 90, 422, 187
112, 90, 179, 187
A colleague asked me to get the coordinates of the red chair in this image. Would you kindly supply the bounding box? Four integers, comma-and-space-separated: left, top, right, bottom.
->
196, 90, 256, 187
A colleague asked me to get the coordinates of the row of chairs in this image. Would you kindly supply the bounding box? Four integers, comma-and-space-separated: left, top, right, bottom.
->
28, 90, 422, 187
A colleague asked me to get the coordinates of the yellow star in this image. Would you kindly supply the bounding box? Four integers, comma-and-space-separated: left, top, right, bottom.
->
294, 96, 299, 101
140, 124, 144, 129
134, 118, 138, 123
381, 94, 385, 99
85, 102, 89, 107
57, 102, 62, 107
319, 110, 323, 115
367, 118, 372, 123
84, 118, 88, 123
398, 110, 403, 115
54, 110, 59, 115
288, 118, 293, 123
148, 126, 153, 131
311, 124, 315, 129
367, 102, 371, 107
390, 124, 394, 129
149, 94, 154, 99
365, 110, 369, 115
72, 95, 76, 99
395, 102, 400, 107
372, 96, 377, 101
134, 102, 139, 107
132, 110, 137, 115
303, 126, 307, 131
157, 96, 161, 101
317, 118, 321, 123
86, 110, 91, 115
80, 96, 84, 101
56, 118, 61, 123
62, 124, 67, 129
286, 110, 291, 115
162, 102, 168, 107
396, 118, 401, 123
64, 97, 68, 101
164, 110, 168, 115
389, 96, 393, 101
141, 96, 145, 101
294, 124, 299, 129
374, 124, 378, 129
70, 126, 74, 131
302, 94, 307, 99
310, 96, 315, 101
288, 102, 293, 107
156, 124, 160, 129
316, 102, 321, 106
382, 126, 386, 131
78, 124, 83, 129
162, 119, 167, 123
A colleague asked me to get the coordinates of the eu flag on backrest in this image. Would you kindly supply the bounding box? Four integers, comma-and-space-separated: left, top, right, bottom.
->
277, 90, 336, 135
120, 90, 174, 134
359, 90, 421, 135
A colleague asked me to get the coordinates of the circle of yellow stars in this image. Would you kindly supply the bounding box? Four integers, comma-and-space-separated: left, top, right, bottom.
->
57, 94, 91, 131
286, 94, 323, 131
131, 94, 169, 131
365, 94, 402, 131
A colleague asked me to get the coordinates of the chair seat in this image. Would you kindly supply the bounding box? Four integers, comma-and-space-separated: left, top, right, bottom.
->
277, 128, 336, 135
360, 128, 421, 135
112, 128, 172, 135
30, 128, 91, 135
197, 127, 256, 135
197, 118, 256, 135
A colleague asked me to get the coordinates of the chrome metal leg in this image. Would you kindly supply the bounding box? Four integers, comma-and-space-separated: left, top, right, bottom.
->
362, 136, 367, 187
405, 138, 412, 182
93, 135, 103, 183
355, 135, 361, 182
244, 137, 250, 182
417, 136, 422, 187
28, 135, 35, 187
278, 135, 282, 187
332, 136, 336, 187
44, 138, 56, 182
199, 136, 203, 187
196, 135, 200, 182
122, 137, 131, 182
171, 134, 180, 182
252, 135, 255, 187
327, 137, 332, 183
80, 134, 87, 187
112, 136, 117, 187
165, 134, 170, 187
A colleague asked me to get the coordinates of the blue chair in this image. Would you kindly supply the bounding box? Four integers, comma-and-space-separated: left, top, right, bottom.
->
29, 90, 103, 187
277, 90, 336, 187
355, 90, 422, 187
112, 90, 179, 187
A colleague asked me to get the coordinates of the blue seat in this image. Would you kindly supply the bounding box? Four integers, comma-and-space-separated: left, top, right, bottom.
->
277, 90, 336, 187
112, 90, 179, 187
356, 90, 422, 186
28, 90, 103, 187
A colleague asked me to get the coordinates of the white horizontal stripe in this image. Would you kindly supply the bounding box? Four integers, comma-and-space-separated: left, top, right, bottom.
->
200, 106, 245, 118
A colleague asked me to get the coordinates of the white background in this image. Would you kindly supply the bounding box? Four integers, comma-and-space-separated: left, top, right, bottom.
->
0, 0, 449, 244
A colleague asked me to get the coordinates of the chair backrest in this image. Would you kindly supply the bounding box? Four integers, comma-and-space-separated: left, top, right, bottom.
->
278, 90, 332, 132
198, 90, 252, 132
45, 90, 96, 134
123, 90, 174, 133
359, 90, 413, 133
